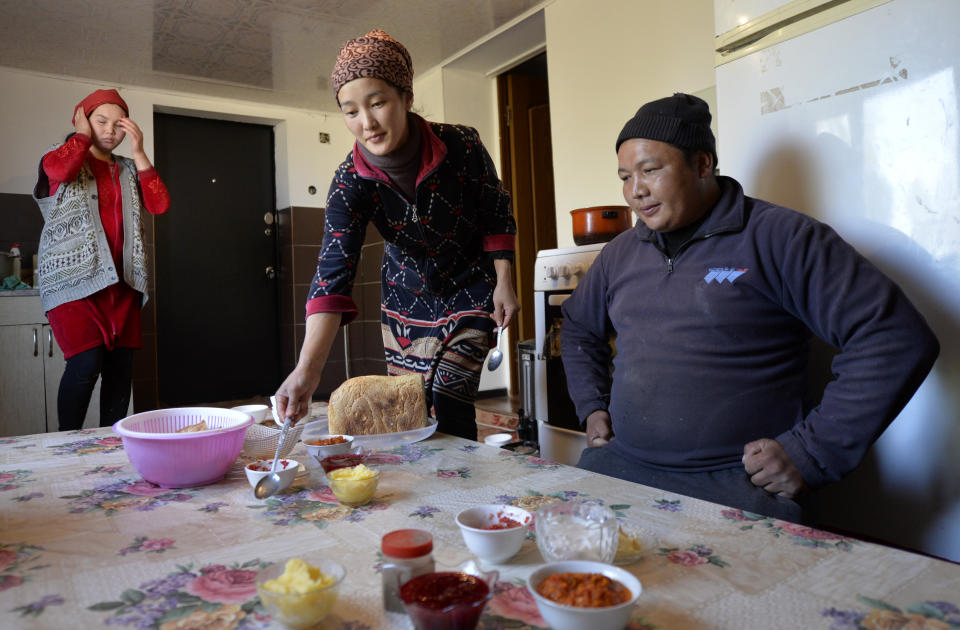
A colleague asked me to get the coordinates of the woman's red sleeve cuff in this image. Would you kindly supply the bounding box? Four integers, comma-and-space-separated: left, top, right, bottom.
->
482, 234, 515, 252
305, 295, 358, 326
42, 134, 91, 183
138, 169, 171, 215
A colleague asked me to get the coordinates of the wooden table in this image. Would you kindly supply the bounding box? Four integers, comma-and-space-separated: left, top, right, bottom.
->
1, 426, 957, 629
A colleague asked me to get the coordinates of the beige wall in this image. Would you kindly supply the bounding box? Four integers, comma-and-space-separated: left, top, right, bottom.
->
441, 68, 501, 165
413, 0, 717, 248
545, 0, 716, 246
413, 67, 447, 124
413, 67, 501, 168
0, 66, 353, 209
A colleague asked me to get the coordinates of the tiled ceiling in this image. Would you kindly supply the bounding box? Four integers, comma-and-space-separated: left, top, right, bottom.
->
0, 0, 542, 110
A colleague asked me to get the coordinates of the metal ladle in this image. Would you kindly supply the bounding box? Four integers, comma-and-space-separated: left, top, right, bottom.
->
254, 417, 292, 499
487, 326, 504, 371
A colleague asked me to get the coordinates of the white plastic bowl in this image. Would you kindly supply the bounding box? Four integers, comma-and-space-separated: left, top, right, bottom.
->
244, 458, 299, 494
456, 504, 532, 564
527, 560, 642, 630
483, 433, 513, 447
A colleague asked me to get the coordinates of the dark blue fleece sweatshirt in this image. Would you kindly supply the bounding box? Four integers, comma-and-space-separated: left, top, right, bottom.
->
561, 177, 939, 489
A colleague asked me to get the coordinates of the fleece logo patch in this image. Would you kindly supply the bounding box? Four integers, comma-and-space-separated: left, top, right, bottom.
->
704, 268, 748, 284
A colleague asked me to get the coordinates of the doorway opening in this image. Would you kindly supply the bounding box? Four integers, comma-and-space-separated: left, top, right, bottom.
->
153, 113, 281, 406
496, 52, 556, 391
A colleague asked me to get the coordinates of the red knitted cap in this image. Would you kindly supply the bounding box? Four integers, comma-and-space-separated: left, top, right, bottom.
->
73, 89, 128, 123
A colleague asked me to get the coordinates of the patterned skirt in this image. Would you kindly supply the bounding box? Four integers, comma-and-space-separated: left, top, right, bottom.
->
382, 306, 494, 408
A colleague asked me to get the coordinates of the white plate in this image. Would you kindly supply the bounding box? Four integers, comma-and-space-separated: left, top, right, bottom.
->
302, 417, 438, 450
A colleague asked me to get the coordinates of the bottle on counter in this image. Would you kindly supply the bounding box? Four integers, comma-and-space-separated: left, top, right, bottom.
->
9, 243, 21, 281
381, 528, 434, 613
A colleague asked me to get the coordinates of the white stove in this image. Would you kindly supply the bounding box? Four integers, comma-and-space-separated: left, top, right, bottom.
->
532, 242, 605, 465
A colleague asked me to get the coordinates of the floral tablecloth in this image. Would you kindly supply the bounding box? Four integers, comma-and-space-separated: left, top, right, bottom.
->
1, 427, 958, 630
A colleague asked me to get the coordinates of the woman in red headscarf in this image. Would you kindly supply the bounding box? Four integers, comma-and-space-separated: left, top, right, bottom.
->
33, 89, 170, 430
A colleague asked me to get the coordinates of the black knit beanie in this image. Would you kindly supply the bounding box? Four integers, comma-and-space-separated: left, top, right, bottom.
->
616, 92, 718, 167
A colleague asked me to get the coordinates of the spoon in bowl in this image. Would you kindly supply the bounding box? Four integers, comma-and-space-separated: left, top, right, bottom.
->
254, 416, 292, 499
487, 326, 504, 371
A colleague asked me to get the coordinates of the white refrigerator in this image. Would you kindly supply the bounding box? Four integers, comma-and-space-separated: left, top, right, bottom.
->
714, 0, 960, 561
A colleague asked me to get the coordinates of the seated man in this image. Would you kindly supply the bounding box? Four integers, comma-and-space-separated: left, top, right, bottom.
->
561, 93, 939, 523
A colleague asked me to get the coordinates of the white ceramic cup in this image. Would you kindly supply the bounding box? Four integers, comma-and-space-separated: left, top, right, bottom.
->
484, 433, 513, 447
231, 404, 269, 423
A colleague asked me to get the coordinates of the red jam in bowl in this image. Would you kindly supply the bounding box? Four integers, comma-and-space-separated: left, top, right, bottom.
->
481, 515, 523, 530
247, 459, 293, 472
399, 572, 490, 630
319, 452, 367, 474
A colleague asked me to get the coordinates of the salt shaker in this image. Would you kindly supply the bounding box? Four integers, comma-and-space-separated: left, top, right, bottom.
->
381, 529, 434, 613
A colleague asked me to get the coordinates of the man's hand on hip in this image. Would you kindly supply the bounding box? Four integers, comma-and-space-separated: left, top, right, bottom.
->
742, 438, 808, 499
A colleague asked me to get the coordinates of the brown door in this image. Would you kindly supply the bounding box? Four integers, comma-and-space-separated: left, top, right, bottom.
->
497, 53, 557, 391
153, 113, 280, 405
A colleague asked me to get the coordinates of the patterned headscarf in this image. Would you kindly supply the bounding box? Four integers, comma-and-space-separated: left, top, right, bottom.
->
330, 29, 413, 99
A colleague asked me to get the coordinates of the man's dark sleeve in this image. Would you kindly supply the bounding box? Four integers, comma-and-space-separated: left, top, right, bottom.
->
771, 219, 939, 488
560, 257, 616, 425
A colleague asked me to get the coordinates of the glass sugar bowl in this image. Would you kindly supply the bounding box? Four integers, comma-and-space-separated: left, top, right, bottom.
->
535, 500, 618, 563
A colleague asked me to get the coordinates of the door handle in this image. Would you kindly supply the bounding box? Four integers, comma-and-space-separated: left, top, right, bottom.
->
48, 328, 53, 357
33, 328, 38, 357
265, 266, 276, 280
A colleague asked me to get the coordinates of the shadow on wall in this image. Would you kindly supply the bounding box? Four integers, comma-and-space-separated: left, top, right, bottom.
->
752, 133, 960, 561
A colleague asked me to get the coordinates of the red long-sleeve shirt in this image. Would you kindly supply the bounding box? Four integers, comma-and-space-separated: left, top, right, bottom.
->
43, 134, 170, 359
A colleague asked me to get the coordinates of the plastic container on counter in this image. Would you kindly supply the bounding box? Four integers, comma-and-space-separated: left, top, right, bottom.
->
381, 529, 435, 613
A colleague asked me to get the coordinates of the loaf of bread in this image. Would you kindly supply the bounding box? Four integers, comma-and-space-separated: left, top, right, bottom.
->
176, 420, 208, 433
328, 374, 427, 435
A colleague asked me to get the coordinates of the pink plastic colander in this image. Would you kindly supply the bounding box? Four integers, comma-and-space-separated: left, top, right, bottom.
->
113, 408, 254, 488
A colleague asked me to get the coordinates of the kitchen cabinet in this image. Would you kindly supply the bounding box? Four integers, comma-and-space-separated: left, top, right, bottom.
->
0, 295, 101, 436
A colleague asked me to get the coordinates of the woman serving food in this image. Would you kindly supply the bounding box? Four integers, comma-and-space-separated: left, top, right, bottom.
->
275, 30, 519, 440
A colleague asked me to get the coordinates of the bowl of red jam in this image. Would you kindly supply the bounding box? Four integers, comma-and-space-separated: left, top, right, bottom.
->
244, 458, 299, 494
455, 504, 532, 564
399, 570, 495, 630
318, 452, 368, 476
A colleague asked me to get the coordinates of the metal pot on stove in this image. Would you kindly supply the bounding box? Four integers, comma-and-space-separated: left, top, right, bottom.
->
570, 206, 632, 245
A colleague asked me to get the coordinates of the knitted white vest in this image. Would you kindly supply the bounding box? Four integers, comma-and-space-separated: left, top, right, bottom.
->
33, 148, 149, 314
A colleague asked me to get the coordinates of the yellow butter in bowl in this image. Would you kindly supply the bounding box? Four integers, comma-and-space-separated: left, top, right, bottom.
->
614, 525, 651, 565
327, 463, 377, 480
618, 528, 642, 554
262, 558, 336, 594
256, 557, 344, 629
327, 464, 379, 506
